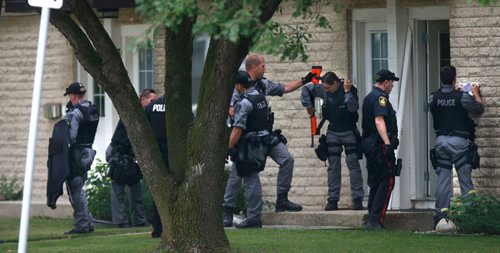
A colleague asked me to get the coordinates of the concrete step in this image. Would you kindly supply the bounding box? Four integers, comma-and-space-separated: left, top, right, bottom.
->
262, 210, 434, 231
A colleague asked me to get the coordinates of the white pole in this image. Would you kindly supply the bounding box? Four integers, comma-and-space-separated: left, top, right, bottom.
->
18, 7, 51, 253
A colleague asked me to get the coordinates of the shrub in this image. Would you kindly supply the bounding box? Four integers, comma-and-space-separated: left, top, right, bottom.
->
85, 159, 112, 221
85, 159, 153, 222
444, 190, 500, 235
0, 174, 23, 201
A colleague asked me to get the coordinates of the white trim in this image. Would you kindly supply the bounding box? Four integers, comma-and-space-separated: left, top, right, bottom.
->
364, 23, 387, 92
409, 6, 450, 20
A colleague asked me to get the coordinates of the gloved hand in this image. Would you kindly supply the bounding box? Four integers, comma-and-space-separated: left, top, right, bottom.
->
228, 148, 238, 162
382, 144, 395, 162
302, 72, 315, 85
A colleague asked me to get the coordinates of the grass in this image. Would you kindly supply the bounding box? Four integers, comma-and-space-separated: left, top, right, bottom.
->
0, 218, 499, 252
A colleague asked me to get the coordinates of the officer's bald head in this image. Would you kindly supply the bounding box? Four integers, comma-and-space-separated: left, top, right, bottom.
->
245, 54, 263, 70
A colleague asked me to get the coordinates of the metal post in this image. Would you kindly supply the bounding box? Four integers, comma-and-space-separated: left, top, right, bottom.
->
18, 7, 51, 253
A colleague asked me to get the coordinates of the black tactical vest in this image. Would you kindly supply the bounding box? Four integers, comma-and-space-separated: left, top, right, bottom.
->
244, 93, 268, 133
324, 88, 358, 132
431, 89, 474, 134
75, 102, 99, 144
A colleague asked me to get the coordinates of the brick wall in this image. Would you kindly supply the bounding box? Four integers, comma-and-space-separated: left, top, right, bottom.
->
450, 0, 500, 196
0, 15, 74, 201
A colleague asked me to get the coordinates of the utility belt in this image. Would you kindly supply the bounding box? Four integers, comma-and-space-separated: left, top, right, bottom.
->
327, 124, 357, 133
430, 140, 480, 170
435, 130, 471, 140
72, 143, 93, 148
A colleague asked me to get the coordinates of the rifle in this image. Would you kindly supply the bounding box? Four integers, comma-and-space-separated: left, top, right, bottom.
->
309, 66, 322, 147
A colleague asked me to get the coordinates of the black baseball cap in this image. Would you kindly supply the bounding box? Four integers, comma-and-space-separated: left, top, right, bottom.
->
64, 82, 87, 96
236, 70, 252, 86
375, 69, 400, 82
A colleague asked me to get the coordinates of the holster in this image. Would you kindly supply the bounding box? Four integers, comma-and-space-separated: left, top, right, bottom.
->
235, 135, 268, 177
314, 134, 328, 162
469, 141, 480, 169
429, 148, 437, 170
394, 158, 402, 176
107, 144, 143, 185
271, 129, 287, 145
353, 129, 363, 160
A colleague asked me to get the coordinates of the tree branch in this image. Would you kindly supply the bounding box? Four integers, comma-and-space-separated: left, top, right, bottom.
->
50, 10, 102, 78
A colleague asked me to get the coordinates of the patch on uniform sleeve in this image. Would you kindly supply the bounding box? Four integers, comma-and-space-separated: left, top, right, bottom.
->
378, 97, 387, 107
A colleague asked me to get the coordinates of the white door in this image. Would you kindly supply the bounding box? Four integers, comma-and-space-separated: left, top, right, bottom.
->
413, 19, 450, 200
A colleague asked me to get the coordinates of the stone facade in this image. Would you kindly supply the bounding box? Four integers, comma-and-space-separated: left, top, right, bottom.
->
450, 0, 500, 196
0, 15, 74, 201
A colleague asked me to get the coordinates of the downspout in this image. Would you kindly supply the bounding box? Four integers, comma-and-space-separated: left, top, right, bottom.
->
389, 25, 412, 209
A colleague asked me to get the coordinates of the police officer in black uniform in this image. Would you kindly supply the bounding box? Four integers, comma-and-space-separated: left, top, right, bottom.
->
63, 82, 99, 234
361, 70, 399, 230
145, 95, 169, 237
427, 65, 484, 226
107, 89, 157, 228
301, 71, 364, 211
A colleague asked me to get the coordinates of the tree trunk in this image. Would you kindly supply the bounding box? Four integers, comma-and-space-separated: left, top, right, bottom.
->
48, 0, 282, 251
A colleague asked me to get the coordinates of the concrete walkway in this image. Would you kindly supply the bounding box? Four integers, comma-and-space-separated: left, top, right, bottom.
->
0, 201, 434, 231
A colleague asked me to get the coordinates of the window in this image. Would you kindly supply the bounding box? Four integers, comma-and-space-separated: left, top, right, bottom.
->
371, 32, 388, 83
191, 36, 210, 104
93, 81, 105, 117
139, 48, 154, 91
439, 32, 450, 69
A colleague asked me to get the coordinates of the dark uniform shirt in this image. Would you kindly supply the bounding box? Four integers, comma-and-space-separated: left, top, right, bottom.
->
362, 87, 396, 137
145, 96, 168, 166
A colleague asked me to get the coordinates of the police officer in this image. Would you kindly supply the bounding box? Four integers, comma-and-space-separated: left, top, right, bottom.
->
63, 82, 99, 234
301, 71, 364, 211
228, 70, 272, 228
223, 54, 313, 227
361, 70, 399, 230
107, 89, 157, 228
145, 95, 169, 237
427, 65, 484, 227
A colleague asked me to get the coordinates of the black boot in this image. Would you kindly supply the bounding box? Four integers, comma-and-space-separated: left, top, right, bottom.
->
275, 192, 302, 212
223, 206, 234, 227
235, 218, 262, 229
353, 198, 363, 210
325, 199, 338, 211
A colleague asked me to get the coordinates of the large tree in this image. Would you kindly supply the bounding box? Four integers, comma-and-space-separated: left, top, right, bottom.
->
47, 0, 329, 251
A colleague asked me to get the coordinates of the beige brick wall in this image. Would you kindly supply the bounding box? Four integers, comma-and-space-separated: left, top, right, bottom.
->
0, 15, 74, 201
450, 0, 500, 196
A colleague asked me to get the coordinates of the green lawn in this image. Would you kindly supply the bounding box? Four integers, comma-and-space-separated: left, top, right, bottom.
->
0, 218, 499, 252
